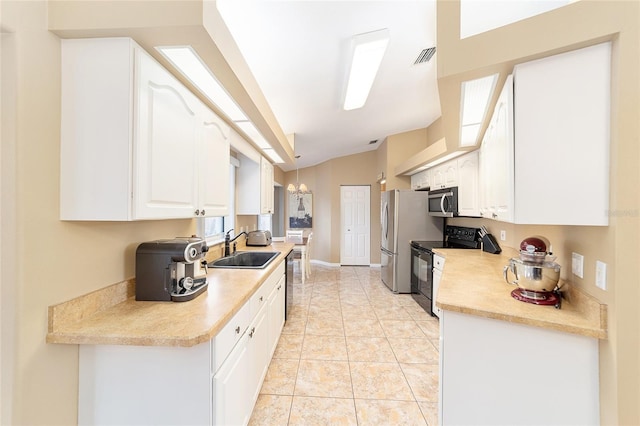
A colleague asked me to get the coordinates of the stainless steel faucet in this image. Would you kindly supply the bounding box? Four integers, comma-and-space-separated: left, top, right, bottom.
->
224, 229, 248, 257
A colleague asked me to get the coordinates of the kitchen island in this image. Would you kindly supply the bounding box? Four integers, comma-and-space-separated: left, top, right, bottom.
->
435, 248, 606, 426
47, 242, 294, 426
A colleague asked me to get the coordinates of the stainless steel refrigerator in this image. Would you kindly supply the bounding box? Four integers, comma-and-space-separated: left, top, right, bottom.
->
380, 189, 443, 293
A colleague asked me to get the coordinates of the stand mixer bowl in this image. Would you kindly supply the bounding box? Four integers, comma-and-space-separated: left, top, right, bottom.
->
504, 258, 561, 293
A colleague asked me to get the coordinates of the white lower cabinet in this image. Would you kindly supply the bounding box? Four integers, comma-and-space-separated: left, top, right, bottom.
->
212, 332, 251, 426
440, 310, 599, 425
78, 262, 285, 426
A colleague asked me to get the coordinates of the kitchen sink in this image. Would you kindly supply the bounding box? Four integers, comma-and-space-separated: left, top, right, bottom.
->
209, 251, 280, 269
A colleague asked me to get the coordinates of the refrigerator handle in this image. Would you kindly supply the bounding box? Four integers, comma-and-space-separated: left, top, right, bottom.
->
383, 202, 389, 240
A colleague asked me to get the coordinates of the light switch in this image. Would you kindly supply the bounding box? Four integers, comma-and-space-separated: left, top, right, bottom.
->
596, 261, 607, 290
572, 253, 584, 278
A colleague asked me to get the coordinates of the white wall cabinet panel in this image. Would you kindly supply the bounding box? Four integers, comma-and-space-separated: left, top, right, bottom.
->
60, 37, 229, 221
513, 42, 610, 225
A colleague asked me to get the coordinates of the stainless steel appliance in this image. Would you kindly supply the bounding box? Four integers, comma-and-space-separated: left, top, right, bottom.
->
135, 237, 209, 302
246, 230, 272, 246
428, 187, 459, 217
410, 226, 481, 315
380, 190, 443, 293
504, 236, 562, 308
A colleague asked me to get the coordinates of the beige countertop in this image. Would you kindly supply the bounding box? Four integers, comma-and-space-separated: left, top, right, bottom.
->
434, 247, 607, 339
46, 242, 294, 347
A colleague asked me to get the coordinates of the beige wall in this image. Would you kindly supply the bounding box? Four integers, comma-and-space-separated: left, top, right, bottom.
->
442, 1, 639, 424
1, 3, 199, 424
383, 128, 427, 190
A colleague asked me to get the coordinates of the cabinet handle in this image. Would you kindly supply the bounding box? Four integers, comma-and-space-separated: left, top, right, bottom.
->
492, 213, 498, 218
235, 326, 240, 334
277, 285, 281, 290
259, 296, 264, 302
249, 327, 255, 338
201, 209, 205, 216
195, 209, 200, 216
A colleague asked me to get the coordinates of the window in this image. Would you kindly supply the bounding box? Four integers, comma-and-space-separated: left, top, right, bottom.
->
199, 161, 236, 245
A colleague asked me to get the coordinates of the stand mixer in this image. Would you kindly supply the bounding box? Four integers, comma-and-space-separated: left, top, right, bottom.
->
504, 236, 562, 308
135, 237, 209, 302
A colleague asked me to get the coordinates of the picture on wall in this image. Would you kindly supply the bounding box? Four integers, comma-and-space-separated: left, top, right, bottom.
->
289, 193, 312, 228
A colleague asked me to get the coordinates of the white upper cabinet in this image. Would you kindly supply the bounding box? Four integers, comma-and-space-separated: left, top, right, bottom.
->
431, 161, 458, 190
479, 74, 515, 222
260, 157, 275, 214
478, 42, 610, 226
456, 151, 480, 217
410, 169, 430, 190
60, 38, 230, 221
237, 154, 274, 215
513, 42, 610, 226
200, 109, 231, 217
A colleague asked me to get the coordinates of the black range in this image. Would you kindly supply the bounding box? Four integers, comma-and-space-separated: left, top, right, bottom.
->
410, 225, 481, 316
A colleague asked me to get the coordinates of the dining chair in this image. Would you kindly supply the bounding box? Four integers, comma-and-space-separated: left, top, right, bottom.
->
285, 229, 303, 244
304, 232, 313, 279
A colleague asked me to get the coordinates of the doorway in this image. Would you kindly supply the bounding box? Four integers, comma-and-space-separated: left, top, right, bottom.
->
340, 185, 371, 265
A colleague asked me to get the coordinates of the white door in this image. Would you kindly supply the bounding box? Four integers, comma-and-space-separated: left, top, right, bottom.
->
340, 186, 370, 265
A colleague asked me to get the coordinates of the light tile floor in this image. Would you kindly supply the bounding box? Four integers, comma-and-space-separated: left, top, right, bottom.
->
249, 264, 440, 425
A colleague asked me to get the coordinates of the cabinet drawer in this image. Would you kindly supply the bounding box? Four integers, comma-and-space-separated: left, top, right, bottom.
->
434, 255, 446, 270
251, 262, 284, 316
212, 301, 251, 373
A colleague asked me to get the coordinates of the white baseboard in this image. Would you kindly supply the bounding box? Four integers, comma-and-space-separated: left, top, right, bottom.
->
310, 260, 381, 268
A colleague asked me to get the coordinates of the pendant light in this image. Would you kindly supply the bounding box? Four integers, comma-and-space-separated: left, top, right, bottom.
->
287, 155, 308, 196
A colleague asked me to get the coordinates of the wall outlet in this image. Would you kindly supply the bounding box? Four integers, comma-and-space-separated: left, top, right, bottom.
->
500, 230, 506, 241
595, 261, 607, 290
571, 253, 584, 278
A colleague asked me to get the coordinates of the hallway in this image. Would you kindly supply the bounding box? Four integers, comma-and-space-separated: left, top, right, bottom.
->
249, 264, 440, 425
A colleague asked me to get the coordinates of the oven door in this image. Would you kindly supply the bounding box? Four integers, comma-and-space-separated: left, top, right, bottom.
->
410, 246, 434, 315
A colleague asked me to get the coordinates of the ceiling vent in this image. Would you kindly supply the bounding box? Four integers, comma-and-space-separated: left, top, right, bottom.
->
414, 47, 436, 65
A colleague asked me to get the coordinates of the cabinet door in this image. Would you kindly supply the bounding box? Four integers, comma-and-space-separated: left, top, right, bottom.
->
513, 43, 610, 225
134, 49, 200, 219
200, 109, 231, 217
260, 157, 274, 214
248, 305, 270, 410
213, 332, 251, 426
268, 276, 286, 357
491, 76, 514, 222
443, 162, 458, 188
456, 152, 479, 217
478, 75, 514, 222
431, 166, 445, 189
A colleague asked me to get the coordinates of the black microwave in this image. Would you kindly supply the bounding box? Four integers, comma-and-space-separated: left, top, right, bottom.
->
428, 187, 459, 217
